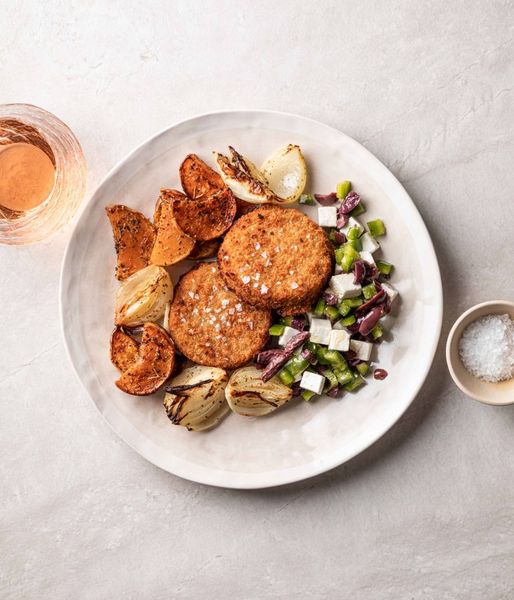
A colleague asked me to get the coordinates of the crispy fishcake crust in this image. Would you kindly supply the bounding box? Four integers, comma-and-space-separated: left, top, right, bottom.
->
168, 263, 271, 369
278, 301, 314, 317
218, 205, 334, 310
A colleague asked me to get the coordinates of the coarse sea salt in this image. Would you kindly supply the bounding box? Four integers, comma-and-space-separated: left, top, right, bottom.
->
459, 314, 514, 382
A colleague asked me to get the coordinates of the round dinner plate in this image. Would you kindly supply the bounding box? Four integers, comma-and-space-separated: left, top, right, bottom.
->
60, 110, 442, 489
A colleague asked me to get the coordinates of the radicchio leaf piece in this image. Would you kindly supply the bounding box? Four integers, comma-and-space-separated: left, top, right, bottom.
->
323, 291, 339, 306
261, 331, 310, 382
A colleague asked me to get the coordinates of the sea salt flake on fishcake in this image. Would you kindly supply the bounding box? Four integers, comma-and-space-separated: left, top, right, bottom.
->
218, 205, 334, 310
168, 262, 271, 369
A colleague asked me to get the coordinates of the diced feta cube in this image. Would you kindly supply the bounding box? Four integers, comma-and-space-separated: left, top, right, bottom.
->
350, 339, 373, 361
359, 250, 376, 265
278, 326, 299, 347
317, 206, 337, 227
381, 282, 399, 304
330, 273, 362, 299
328, 329, 350, 351
300, 370, 325, 395
342, 217, 364, 237
360, 232, 380, 253
309, 318, 332, 345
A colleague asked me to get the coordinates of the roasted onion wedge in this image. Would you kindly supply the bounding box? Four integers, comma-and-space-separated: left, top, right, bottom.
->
173, 187, 236, 241
214, 147, 283, 205
114, 264, 173, 327
180, 153, 224, 199
116, 323, 175, 396
110, 327, 139, 372
164, 365, 229, 431
261, 144, 307, 203
150, 189, 195, 266
226, 366, 293, 417
105, 205, 156, 280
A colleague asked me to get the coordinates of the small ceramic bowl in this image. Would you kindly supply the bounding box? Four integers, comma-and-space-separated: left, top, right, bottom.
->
446, 301, 514, 405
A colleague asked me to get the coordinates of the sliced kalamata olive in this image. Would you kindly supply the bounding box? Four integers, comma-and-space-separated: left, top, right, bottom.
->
291, 315, 306, 331
256, 349, 284, 365
358, 307, 383, 336
261, 354, 288, 382
314, 192, 338, 205
355, 289, 387, 314
339, 191, 361, 214
333, 230, 346, 245
353, 260, 366, 284
291, 381, 302, 397
326, 386, 341, 398
336, 214, 348, 229
374, 369, 388, 380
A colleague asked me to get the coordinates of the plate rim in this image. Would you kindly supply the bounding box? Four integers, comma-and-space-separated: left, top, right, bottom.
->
59, 109, 443, 489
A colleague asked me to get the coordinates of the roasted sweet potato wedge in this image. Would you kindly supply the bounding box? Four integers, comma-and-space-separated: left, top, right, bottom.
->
116, 323, 175, 396
106, 205, 156, 280
150, 189, 195, 266
173, 187, 237, 241
180, 154, 224, 199
110, 327, 140, 372
188, 238, 221, 259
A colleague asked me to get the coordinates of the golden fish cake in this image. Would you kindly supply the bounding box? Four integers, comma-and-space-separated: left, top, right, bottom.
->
218, 205, 334, 310
168, 262, 271, 369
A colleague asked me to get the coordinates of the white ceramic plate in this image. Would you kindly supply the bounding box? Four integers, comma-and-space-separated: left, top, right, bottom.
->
60, 110, 442, 489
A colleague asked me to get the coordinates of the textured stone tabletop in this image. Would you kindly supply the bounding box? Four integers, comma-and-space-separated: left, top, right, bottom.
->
1, 2, 513, 598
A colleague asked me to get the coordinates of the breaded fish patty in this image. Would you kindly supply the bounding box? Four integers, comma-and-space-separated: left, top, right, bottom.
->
218, 205, 334, 310
168, 262, 271, 369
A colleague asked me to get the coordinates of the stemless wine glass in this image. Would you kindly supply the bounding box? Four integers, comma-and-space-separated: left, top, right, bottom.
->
0, 104, 86, 245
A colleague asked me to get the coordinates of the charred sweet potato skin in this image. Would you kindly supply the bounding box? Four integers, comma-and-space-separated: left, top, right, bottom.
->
179, 153, 224, 199
173, 187, 236, 241
110, 327, 140, 372
115, 323, 175, 396
106, 205, 156, 280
